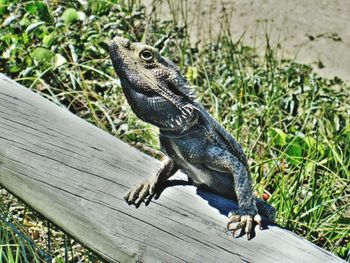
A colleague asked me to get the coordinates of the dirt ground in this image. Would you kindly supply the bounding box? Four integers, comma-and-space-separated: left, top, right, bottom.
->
145, 0, 350, 83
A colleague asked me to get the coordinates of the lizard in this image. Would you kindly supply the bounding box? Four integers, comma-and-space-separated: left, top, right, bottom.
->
109, 36, 276, 239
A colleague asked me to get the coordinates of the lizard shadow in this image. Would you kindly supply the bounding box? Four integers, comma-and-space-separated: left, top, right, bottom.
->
148, 178, 274, 239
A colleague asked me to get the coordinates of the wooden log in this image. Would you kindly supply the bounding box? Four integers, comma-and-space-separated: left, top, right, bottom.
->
0, 74, 344, 263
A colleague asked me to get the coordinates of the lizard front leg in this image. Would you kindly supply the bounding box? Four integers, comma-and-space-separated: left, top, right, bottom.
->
124, 156, 178, 207
225, 161, 262, 239
204, 147, 261, 239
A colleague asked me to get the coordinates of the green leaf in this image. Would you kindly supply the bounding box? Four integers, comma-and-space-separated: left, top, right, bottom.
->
43, 31, 56, 47
54, 54, 67, 67
25, 1, 52, 23
285, 136, 305, 165
88, 0, 114, 16
9, 64, 20, 73
186, 66, 199, 82
269, 127, 286, 146
286, 143, 303, 158
31, 47, 54, 62
0, 0, 9, 16
303, 136, 316, 149
62, 8, 78, 25
2, 14, 16, 26
25, 21, 45, 34
54, 257, 65, 263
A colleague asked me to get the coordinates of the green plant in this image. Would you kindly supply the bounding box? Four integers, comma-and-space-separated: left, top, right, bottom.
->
0, 0, 349, 261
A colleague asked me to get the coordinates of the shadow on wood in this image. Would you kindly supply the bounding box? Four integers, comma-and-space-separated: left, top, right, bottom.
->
0, 74, 344, 263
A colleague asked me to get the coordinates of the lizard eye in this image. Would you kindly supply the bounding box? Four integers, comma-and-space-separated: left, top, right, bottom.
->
140, 49, 154, 62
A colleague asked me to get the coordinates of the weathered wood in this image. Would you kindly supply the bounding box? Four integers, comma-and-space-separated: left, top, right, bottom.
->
0, 74, 344, 263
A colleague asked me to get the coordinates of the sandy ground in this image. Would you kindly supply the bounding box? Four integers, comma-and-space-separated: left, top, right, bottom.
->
145, 0, 350, 83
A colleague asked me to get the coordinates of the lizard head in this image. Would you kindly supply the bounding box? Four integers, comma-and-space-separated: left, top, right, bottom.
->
109, 36, 198, 131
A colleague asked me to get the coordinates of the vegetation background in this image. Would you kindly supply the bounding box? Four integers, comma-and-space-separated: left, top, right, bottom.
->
0, 0, 349, 262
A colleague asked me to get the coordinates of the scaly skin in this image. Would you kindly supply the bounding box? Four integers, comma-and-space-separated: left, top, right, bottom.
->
109, 36, 275, 239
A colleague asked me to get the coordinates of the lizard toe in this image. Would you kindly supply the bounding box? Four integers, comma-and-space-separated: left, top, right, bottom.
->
135, 183, 150, 206
227, 209, 261, 239
243, 215, 253, 240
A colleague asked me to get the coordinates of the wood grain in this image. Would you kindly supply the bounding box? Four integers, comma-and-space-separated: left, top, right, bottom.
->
0, 74, 344, 263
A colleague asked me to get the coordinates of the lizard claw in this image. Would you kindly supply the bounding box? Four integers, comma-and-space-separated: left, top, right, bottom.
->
227, 210, 262, 239
124, 179, 157, 207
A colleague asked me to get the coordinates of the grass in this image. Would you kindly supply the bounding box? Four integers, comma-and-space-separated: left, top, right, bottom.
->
0, 190, 102, 262
0, 210, 44, 262
0, 190, 49, 263
0, 0, 349, 261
